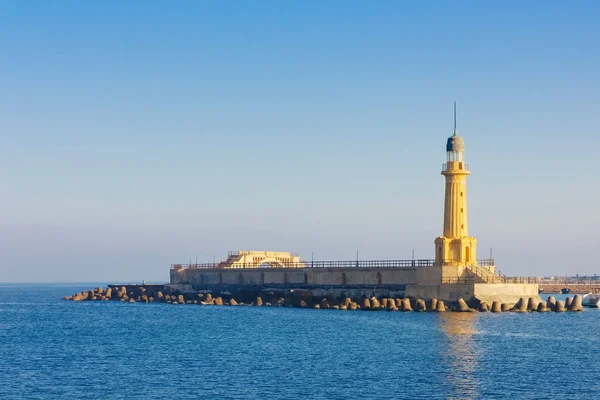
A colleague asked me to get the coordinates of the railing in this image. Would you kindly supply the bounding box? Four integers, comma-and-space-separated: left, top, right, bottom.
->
172, 259, 437, 270
440, 259, 495, 267
172, 258, 497, 270
442, 163, 469, 172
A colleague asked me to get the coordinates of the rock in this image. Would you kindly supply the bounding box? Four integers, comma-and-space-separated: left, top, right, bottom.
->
555, 300, 566, 312
141, 295, 148, 303
569, 295, 583, 312
214, 297, 223, 306
332, 305, 340, 310
415, 299, 427, 312
362, 298, 371, 310
128, 298, 135, 303
120, 286, 127, 293
177, 295, 185, 304
255, 297, 263, 306
148, 297, 154, 303
157, 291, 164, 299
501, 303, 511, 312
193, 300, 198, 304
546, 296, 556, 311
537, 302, 549, 312
299, 300, 307, 308
491, 301, 502, 313
62, 296, 71, 301
313, 304, 320, 309
96, 287, 104, 294
435, 300, 446, 312
164, 294, 171, 301
429, 299, 438, 312
72, 294, 83, 301
185, 300, 192, 304
401, 298, 412, 311
457, 298, 470, 312
229, 298, 238, 306
349, 302, 357, 310
340, 305, 347, 310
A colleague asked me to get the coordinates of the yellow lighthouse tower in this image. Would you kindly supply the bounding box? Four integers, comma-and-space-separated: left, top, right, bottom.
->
434, 103, 477, 267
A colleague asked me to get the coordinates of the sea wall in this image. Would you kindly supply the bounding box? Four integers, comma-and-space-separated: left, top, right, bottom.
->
171, 267, 418, 289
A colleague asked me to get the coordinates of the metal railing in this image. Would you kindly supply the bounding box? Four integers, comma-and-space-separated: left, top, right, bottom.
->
172, 259, 437, 270
442, 163, 469, 172
172, 258, 497, 270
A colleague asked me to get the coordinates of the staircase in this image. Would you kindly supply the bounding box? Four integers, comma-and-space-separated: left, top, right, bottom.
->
465, 264, 506, 284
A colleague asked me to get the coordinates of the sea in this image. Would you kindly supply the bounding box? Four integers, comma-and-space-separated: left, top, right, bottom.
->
1, 284, 599, 400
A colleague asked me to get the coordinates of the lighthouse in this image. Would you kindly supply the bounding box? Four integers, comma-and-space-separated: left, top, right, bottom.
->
434, 103, 477, 267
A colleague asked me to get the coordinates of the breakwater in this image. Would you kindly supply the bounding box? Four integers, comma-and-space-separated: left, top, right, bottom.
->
62, 284, 584, 312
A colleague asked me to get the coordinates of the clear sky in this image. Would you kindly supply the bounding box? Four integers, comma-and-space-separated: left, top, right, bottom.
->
1, 1, 599, 282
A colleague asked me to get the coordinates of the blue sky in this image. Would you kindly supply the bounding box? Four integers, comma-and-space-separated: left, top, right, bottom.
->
1, 1, 599, 282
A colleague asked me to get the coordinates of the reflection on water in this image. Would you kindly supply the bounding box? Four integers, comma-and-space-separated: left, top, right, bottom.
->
439, 313, 480, 400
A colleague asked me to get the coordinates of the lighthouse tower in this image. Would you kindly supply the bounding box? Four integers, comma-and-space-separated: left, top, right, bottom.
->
434, 104, 477, 267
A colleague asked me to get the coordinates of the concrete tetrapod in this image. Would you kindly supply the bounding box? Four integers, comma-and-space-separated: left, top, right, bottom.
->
546, 296, 556, 311
536, 302, 549, 312
491, 301, 502, 313
501, 303, 511, 312
554, 300, 566, 312
349, 302, 358, 311
229, 298, 238, 306
255, 297, 263, 306
401, 298, 413, 312
565, 297, 572, 309
479, 303, 489, 312
513, 297, 528, 312
429, 299, 438, 312
527, 297, 539, 311
362, 298, 371, 310
386, 299, 397, 311
457, 298, 470, 312
435, 300, 446, 312
381, 298, 388, 309
395, 299, 402, 308
388, 298, 396, 309
214, 297, 223, 306
415, 299, 427, 312
569, 295, 583, 312
370, 297, 381, 310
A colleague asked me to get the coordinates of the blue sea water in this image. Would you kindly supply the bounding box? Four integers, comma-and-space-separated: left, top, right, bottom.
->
1, 285, 599, 400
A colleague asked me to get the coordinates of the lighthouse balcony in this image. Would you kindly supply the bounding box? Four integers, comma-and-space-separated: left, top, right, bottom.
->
442, 162, 469, 172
